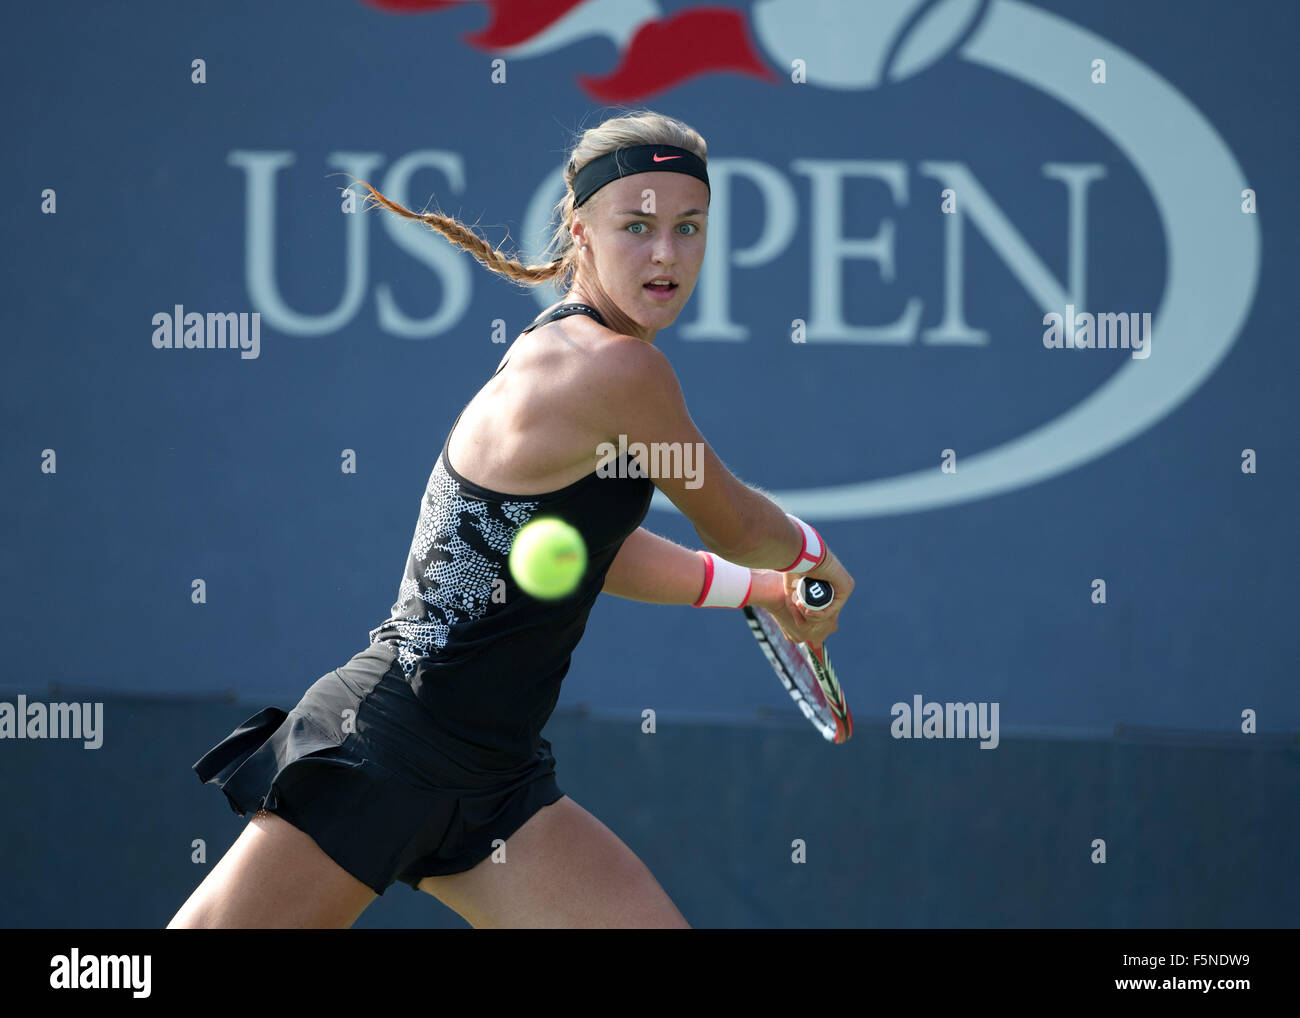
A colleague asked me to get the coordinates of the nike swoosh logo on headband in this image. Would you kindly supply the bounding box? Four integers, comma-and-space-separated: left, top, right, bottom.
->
652, 153, 682, 161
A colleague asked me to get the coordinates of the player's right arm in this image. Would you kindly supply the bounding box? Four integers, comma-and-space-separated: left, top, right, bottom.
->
592, 337, 854, 609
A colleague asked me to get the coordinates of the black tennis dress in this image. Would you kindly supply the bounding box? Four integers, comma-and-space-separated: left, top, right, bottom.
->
192, 303, 654, 895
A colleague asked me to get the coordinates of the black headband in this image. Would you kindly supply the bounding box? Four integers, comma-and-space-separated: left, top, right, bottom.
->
572, 144, 709, 209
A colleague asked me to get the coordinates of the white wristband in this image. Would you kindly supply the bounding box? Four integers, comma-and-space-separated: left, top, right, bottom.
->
693, 551, 753, 608
779, 514, 827, 574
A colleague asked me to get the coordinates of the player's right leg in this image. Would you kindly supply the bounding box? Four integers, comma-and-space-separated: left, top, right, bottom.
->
166, 809, 377, 929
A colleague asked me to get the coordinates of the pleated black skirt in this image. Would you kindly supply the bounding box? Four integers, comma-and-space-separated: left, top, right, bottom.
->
192, 641, 564, 895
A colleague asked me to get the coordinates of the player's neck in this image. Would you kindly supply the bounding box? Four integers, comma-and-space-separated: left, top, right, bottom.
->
563, 284, 657, 345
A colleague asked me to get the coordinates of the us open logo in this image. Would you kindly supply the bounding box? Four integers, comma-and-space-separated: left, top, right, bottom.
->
306, 0, 1258, 519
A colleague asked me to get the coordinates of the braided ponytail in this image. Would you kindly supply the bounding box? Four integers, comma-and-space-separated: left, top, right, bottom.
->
351, 109, 707, 295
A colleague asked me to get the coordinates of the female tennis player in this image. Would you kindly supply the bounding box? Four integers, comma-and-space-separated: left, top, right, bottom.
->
168, 110, 854, 930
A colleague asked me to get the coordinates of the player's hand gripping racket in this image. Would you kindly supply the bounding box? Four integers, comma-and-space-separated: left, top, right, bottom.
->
743, 577, 853, 743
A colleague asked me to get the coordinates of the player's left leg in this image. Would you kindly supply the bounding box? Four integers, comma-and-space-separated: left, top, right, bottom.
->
417, 795, 689, 929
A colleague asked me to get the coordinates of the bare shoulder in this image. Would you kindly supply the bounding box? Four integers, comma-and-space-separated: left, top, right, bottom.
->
581, 333, 699, 454
500, 317, 669, 412
586, 333, 676, 398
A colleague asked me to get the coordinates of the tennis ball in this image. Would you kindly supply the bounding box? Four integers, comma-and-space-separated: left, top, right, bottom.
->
509, 517, 587, 599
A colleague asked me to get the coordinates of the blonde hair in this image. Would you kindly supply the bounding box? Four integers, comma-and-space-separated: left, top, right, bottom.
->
351, 109, 708, 294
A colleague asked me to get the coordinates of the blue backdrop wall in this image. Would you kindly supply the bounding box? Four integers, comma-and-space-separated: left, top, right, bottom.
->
2, 0, 1296, 928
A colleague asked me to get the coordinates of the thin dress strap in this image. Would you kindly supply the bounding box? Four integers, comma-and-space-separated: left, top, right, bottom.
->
521, 301, 607, 334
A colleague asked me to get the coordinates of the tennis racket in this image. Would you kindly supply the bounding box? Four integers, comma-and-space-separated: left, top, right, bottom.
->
744, 577, 853, 743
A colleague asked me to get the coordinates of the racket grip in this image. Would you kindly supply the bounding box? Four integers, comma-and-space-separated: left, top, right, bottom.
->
795, 576, 834, 612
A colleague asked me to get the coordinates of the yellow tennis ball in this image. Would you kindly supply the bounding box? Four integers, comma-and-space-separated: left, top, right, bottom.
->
509, 517, 587, 599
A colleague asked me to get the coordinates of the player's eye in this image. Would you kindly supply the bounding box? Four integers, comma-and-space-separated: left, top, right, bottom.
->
678, 222, 699, 236
626, 222, 647, 235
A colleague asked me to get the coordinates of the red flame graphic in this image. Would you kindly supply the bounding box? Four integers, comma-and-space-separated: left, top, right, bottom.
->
578, 7, 778, 103
360, 0, 779, 103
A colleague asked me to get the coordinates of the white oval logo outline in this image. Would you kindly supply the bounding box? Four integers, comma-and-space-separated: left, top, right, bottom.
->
647, 0, 1260, 520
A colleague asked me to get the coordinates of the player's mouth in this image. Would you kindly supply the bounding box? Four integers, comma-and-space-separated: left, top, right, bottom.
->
644, 277, 678, 301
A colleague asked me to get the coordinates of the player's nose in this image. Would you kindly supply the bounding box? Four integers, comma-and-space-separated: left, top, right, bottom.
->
650, 230, 680, 261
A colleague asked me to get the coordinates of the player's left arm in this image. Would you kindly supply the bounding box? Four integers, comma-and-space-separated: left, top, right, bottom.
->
602, 526, 782, 608
601, 527, 703, 604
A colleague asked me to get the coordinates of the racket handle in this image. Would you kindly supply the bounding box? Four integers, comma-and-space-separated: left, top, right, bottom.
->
795, 576, 834, 612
